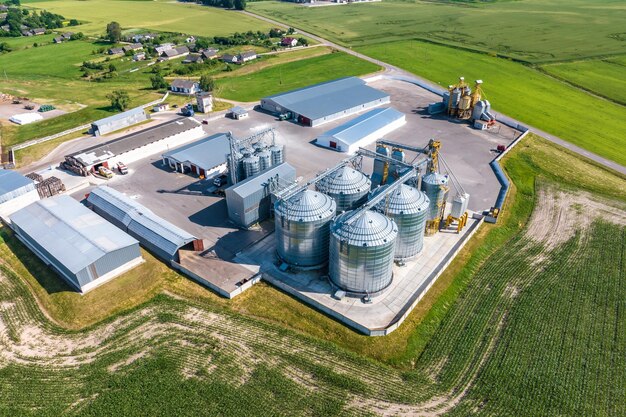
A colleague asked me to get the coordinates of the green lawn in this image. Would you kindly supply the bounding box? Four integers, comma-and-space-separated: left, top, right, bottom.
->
248, 0, 626, 63
215, 51, 381, 102
22, 0, 272, 37
541, 59, 626, 105
357, 40, 626, 166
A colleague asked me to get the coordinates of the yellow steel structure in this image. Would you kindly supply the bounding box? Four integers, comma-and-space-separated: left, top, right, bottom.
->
445, 212, 468, 233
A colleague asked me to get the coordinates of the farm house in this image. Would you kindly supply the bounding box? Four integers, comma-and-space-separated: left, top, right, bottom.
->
0, 170, 40, 224
315, 107, 406, 154
64, 118, 204, 176
9, 195, 143, 293
161, 133, 231, 178
260, 77, 390, 127
91, 107, 149, 136
86, 186, 199, 262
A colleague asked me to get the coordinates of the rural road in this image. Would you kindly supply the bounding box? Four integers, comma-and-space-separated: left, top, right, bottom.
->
242, 10, 626, 176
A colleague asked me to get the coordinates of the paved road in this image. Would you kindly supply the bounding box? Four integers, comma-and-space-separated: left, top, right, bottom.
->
242, 10, 626, 176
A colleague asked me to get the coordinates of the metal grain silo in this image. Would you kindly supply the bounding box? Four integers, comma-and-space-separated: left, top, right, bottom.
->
374, 184, 430, 260
316, 166, 371, 212
242, 155, 260, 179
274, 190, 336, 268
270, 145, 284, 165
257, 150, 272, 171
329, 210, 397, 295
421, 173, 449, 221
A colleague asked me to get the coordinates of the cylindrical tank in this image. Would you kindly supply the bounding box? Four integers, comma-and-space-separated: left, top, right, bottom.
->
450, 88, 461, 108
252, 142, 264, 153
329, 210, 397, 294
421, 173, 449, 221
274, 190, 336, 268
458, 95, 472, 111
270, 145, 284, 165
374, 184, 430, 260
316, 166, 371, 212
387, 148, 406, 183
242, 155, 260, 179
257, 150, 272, 171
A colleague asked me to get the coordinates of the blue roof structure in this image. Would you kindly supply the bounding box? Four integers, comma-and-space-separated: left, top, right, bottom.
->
10, 195, 139, 274
87, 186, 197, 261
0, 170, 36, 203
162, 133, 230, 171
319, 108, 405, 146
92, 107, 146, 128
263, 77, 389, 121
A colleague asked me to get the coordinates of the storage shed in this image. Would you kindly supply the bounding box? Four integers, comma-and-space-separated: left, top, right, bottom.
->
226, 163, 296, 228
260, 77, 390, 127
316, 107, 406, 154
9, 195, 143, 293
161, 133, 230, 178
0, 170, 40, 224
9, 113, 43, 125
91, 107, 149, 136
86, 186, 197, 262
65, 118, 204, 176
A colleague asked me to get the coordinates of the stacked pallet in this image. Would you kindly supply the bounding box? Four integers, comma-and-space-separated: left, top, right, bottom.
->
25, 172, 44, 183
36, 177, 65, 198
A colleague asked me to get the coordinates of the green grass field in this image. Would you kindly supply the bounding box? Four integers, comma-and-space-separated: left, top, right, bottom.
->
540, 59, 626, 105
357, 40, 626, 166
215, 51, 381, 101
0, 137, 624, 415
22, 0, 272, 37
248, 0, 626, 63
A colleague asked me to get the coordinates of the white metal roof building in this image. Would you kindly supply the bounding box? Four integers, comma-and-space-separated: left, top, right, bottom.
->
0, 170, 41, 224
10, 195, 143, 293
161, 133, 230, 178
226, 163, 296, 228
86, 186, 197, 262
9, 113, 43, 125
316, 107, 406, 154
260, 77, 390, 127
91, 106, 149, 136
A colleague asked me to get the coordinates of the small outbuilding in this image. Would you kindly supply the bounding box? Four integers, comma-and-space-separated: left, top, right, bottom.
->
315, 107, 406, 154
196, 92, 213, 113
225, 162, 296, 228
0, 170, 40, 224
228, 106, 248, 120
162, 133, 230, 178
9, 113, 43, 125
91, 107, 149, 136
86, 186, 198, 262
153, 103, 170, 112
10, 195, 143, 293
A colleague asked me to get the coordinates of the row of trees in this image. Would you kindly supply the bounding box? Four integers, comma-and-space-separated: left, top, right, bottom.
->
180, 0, 246, 11
0, 7, 66, 37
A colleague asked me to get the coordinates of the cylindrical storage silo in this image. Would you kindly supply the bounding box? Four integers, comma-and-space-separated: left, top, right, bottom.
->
242, 155, 260, 179
374, 184, 430, 260
257, 150, 272, 171
270, 145, 284, 165
421, 173, 449, 221
329, 210, 397, 295
252, 142, 264, 153
274, 190, 336, 269
316, 166, 371, 212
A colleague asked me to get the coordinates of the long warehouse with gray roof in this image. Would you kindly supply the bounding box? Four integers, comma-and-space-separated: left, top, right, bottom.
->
260, 77, 390, 127
65, 118, 204, 175
86, 186, 198, 262
10, 195, 143, 293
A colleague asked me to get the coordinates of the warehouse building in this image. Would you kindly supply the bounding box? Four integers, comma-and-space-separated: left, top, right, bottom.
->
86, 186, 198, 262
226, 162, 296, 228
316, 107, 406, 154
9, 195, 143, 293
91, 107, 149, 136
161, 133, 230, 178
260, 77, 390, 127
0, 170, 40, 224
65, 118, 204, 176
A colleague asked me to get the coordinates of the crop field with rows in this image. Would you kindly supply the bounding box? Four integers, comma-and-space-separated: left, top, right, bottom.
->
0, 137, 624, 415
